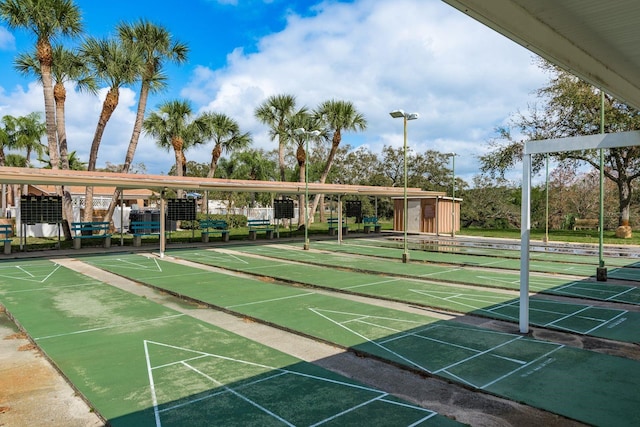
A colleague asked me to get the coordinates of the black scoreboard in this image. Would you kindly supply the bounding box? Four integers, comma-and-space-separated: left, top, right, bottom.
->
273, 199, 295, 219
20, 195, 63, 224
167, 198, 196, 221
345, 200, 362, 218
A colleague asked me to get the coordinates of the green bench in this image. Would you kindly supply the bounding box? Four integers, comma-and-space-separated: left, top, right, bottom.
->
247, 219, 274, 240
200, 219, 230, 242
363, 216, 381, 233
71, 221, 111, 249
328, 217, 348, 236
0, 224, 12, 254
130, 220, 164, 247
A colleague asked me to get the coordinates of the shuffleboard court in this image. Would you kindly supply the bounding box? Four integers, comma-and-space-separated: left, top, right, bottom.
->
311, 238, 640, 281
356, 236, 640, 268
0, 258, 456, 426
241, 242, 640, 305
79, 252, 640, 426
168, 247, 640, 343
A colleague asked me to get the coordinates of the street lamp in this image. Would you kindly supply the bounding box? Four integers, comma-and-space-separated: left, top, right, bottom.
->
294, 127, 321, 250
390, 109, 419, 263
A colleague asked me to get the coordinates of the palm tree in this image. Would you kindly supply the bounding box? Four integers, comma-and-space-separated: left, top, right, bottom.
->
143, 100, 207, 198
200, 112, 251, 214
14, 46, 95, 237
310, 100, 367, 221
15, 45, 96, 170
103, 20, 188, 224
0, 0, 82, 170
80, 36, 141, 221
286, 108, 323, 226
255, 94, 297, 182
9, 112, 46, 166
203, 112, 251, 178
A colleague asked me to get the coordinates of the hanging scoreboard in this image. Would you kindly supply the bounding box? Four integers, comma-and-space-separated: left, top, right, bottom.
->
345, 200, 362, 218
274, 199, 295, 219
167, 198, 196, 221
20, 195, 63, 224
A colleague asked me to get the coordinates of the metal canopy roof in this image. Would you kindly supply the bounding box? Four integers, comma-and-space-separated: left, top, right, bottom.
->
0, 166, 441, 198
442, 0, 640, 109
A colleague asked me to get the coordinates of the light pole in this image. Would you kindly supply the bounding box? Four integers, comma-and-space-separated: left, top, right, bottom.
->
390, 109, 419, 263
449, 152, 456, 237
294, 127, 320, 250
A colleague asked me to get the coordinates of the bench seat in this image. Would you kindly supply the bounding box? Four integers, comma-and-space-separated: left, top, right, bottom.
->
71, 221, 111, 249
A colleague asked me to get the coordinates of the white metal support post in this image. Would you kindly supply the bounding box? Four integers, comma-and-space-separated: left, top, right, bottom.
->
159, 190, 166, 259
519, 154, 531, 333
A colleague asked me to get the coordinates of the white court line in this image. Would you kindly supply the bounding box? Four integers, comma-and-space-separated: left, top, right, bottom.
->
144, 340, 162, 427
16, 265, 35, 278
606, 286, 637, 302
210, 250, 250, 265
381, 328, 484, 354
418, 268, 462, 277
182, 361, 295, 426
35, 314, 185, 341
225, 292, 315, 309
1, 282, 98, 294
310, 308, 431, 372
480, 345, 565, 389
435, 336, 524, 376
343, 277, 402, 290
582, 310, 629, 335
145, 340, 387, 394
309, 395, 389, 427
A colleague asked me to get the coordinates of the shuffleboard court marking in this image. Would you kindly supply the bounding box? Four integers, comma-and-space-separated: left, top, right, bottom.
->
33, 313, 185, 341
144, 340, 437, 427
310, 308, 566, 390
342, 277, 403, 290
408, 289, 510, 312
310, 308, 430, 371
0, 262, 61, 283
606, 286, 637, 301
225, 292, 316, 309
89, 256, 163, 272
0, 282, 99, 294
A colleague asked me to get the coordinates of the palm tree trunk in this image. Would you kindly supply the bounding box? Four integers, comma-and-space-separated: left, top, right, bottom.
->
38, 38, 59, 170
84, 87, 119, 221
103, 82, 150, 226
54, 81, 73, 239
309, 136, 341, 222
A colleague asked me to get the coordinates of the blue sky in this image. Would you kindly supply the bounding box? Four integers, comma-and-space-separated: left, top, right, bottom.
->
0, 0, 547, 183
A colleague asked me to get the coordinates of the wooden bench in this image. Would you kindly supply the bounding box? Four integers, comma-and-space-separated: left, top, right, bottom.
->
247, 219, 274, 240
130, 220, 164, 246
328, 217, 348, 236
574, 218, 599, 231
200, 219, 230, 242
362, 216, 381, 233
0, 224, 12, 254
71, 221, 111, 249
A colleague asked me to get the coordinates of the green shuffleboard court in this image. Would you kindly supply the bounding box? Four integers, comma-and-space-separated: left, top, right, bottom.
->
168, 247, 640, 343
80, 252, 640, 426
292, 241, 640, 303
309, 238, 640, 283
0, 259, 457, 426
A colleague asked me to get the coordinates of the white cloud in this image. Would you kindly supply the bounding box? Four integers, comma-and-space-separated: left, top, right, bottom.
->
0, 26, 15, 50
0, 0, 548, 183
183, 0, 547, 183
